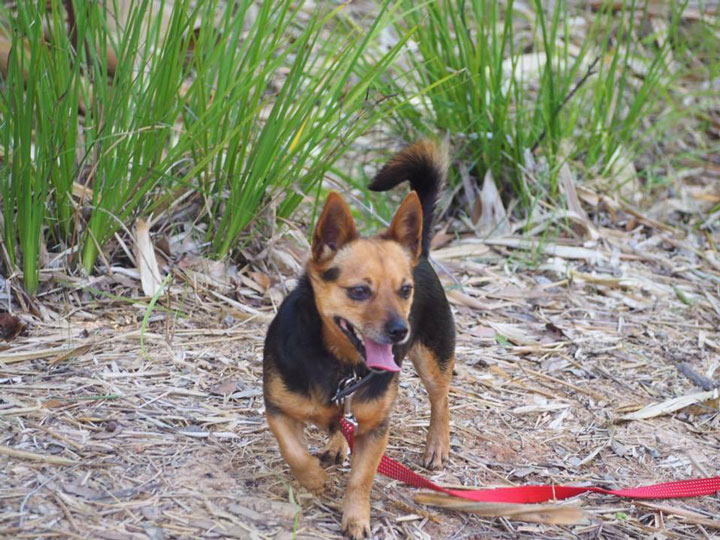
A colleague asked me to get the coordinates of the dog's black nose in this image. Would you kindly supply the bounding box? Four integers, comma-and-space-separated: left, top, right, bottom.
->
385, 318, 408, 343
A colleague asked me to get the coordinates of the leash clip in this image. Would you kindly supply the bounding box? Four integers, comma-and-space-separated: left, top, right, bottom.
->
331, 370, 359, 406
332, 369, 382, 431
343, 394, 358, 431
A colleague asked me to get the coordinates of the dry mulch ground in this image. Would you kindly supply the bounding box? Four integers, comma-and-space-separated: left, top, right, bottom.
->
1, 183, 720, 539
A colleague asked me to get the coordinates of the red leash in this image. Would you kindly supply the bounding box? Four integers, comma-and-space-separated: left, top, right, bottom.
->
339, 417, 720, 503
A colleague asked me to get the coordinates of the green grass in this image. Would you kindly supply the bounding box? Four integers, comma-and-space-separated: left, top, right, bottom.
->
379, 0, 586, 207
1, 0, 81, 294
181, 0, 410, 258
570, 2, 680, 182
78, 0, 199, 273
379, 0, 686, 217
0, 0, 409, 293
1, 0, 202, 290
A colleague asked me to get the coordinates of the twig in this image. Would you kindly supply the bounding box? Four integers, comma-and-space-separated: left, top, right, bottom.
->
676, 362, 716, 391
0, 444, 78, 465
634, 501, 720, 530
19, 465, 81, 526
531, 57, 600, 152
53, 493, 79, 532
521, 366, 607, 401
392, 499, 442, 524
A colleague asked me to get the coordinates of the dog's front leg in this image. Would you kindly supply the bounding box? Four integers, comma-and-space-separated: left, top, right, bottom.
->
267, 412, 328, 494
341, 421, 389, 540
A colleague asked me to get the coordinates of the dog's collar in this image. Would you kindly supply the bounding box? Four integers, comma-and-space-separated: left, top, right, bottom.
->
330, 369, 380, 406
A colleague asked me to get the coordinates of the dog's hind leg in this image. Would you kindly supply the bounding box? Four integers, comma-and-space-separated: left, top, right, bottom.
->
267, 412, 327, 493
319, 424, 349, 464
409, 343, 453, 470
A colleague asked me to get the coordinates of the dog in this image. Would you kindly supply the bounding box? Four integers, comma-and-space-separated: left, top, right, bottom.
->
263, 141, 455, 539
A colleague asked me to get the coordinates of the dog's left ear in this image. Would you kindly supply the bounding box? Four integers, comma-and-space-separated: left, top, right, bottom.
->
385, 191, 423, 261
312, 192, 358, 262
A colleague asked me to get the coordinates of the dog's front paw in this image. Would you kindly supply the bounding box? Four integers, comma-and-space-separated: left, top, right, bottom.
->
341, 514, 370, 539
423, 432, 449, 470
295, 459, 328, 494
342, 495, 371, 539
319, 431, 349, 464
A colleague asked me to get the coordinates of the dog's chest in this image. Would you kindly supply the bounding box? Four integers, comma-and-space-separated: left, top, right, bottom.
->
281, 392, 339, 429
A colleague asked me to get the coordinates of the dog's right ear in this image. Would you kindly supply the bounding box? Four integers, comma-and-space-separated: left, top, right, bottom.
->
312, 192, 358, 262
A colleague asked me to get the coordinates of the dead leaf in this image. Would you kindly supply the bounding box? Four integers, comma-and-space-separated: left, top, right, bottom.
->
43, 399, 67, 409
610, 438, 628, 457
414, 492, 585, 525
617, 389, 720, 422
0, 28, 10, 77
478, 170, 509, 235
635, 501, 720, 530
433, 243, 490, 261
0, 26, 30, 80
233, 496, 299, 523
447, 290, 492, 310
430, 229, 454, 250
0, 313, 24, 341
558, 163, 599, 240
63, 482, 101, 499
142, 523, 165, 540
72, 181, 94, 203
155, 235, 172, 257
49, 343, 93, 366
484, 237, 605, 262
210, 378, 240, 396
487, 322, 539, 346
135, 218, 163, 297
606, 146, 640, 202
469, 325, 497, 338
250, 271, 271, 292
513, 401, 571, 414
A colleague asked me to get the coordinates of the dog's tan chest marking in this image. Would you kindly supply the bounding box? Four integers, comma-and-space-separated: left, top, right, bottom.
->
266, 376, 338, 429
267, 372, 398, 435
351, 381, 398, 436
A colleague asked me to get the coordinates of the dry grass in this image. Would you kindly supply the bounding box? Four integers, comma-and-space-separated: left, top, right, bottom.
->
1, 171, 719, 539
2, 0, 719, 537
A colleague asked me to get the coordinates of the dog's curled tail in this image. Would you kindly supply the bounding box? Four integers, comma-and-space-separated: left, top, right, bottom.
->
369, 140, 448, 257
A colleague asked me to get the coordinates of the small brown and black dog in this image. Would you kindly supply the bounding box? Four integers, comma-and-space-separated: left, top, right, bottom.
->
263, 141, 455, 539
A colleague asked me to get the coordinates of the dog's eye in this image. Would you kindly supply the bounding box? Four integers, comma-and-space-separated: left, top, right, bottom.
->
399, 284, 413, 299
347, 286, 371, 301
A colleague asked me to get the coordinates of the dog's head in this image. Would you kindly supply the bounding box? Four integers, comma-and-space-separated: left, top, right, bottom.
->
307, 191, 423, 372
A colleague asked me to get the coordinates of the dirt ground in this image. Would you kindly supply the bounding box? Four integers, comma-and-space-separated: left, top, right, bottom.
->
2, 180, 720, 539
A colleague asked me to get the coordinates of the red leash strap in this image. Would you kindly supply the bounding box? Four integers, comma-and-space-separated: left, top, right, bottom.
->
339, 418, 720, 503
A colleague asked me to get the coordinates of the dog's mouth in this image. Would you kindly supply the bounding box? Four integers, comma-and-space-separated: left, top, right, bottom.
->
334, 317, 400, 373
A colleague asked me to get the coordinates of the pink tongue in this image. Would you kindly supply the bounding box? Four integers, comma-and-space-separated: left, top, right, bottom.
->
363, 337, 400, 372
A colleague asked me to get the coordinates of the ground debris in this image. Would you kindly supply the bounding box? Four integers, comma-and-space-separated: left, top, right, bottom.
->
1, 185, 719, 540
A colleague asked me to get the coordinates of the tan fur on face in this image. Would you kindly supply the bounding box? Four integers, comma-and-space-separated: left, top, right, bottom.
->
309, 238, 414, 363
